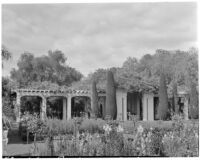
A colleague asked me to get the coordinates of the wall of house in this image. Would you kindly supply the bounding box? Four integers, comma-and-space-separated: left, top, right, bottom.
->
142, 93, 154, 121
116, 89, 127, 121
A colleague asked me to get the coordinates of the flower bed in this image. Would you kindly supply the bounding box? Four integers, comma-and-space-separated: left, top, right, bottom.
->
27, 114, 199, 157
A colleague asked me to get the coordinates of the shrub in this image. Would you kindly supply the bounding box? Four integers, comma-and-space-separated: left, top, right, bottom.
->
79, 118, 106, 134
46, 118, 75, 135
158, 72, 168, 120
162, 115, 199, 157
162, 127, 199, 157
106, 70, 117, 119
172, 81, 178, 114
91, 80, 98, 117
31, 117, 199, 157
171, 114, 184, 133
189, 82, 199, 119
20, 112, 47, 141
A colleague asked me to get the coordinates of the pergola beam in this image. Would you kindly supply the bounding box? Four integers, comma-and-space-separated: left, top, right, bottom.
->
13, 88, 106, 121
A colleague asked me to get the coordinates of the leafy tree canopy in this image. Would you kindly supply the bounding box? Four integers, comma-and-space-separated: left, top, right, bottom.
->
72, 48, 198, 94
10, 50, 83, 88
2, 45, 11, 61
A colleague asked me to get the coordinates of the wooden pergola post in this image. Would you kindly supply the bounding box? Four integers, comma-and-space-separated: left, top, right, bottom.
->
67, 96, 72, 120
63, 97, 67, 121
183, 95, 189, 120
41, 96, 47, 120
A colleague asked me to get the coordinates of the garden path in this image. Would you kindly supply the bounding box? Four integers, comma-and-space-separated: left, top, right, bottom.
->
4, 129, 33, 156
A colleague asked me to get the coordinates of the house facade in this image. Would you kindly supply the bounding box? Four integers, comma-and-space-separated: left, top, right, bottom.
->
115, 89, 189, 121
11, 87, 189, 122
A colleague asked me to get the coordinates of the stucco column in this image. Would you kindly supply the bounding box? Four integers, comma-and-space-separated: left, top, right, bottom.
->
142, 93, 154, 121
63, 97, 67, 120
41, 96, 47, 120
67, 96, 72, 120
16, 93, 21, 122
148, 95, 154, 121
184, 96, 189, 120
123, 95, 127, 121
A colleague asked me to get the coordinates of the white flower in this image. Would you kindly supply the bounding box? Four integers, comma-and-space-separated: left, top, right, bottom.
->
137, 125, 144, 133
116, 125, 124, 133
103, 124, 112, 133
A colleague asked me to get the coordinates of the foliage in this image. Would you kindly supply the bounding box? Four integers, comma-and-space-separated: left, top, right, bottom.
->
189, 82, 199, 119
10, 50, 83, 88
27, 81, 67, 90
171, 114, 184, 132
45, 118, 75, 136
2, 77, 11, 97
79, 119, 105, 134
73, 48, 198, 96
2, 45, 12, 68
30, 117, 199, 157
2, 113, 11, 130
162, 122, 198, 156
91, 81, 99, 117
161, 114, 199, 157
158, 72, 168, 120
2, 77, 17, 120
20, 113, 47, 135
172, 81, 178, 114
106, 70, 117, 119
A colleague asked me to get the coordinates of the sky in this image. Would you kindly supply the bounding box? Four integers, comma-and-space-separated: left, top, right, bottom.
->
2, 2, 197, 77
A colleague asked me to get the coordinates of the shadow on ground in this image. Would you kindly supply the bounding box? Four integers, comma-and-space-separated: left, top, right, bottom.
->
4, 129, 33, 156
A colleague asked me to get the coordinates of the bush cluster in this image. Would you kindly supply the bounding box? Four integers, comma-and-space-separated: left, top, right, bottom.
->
25, 114, 199, 157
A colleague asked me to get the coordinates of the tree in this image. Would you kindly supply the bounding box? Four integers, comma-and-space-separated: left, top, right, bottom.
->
11, 50, 83, 88
2, 45, 12, 68
71, 48, 198, 102
172, 81, 178, 114
189, 82, 199, 119
91, 80, 98, 118
2, 77, 17, 120
158, 71, 168, 120
106, 70, 117, 119
137, 54, 153, 78
121, 57, 139, 78
2, 45, 11, 61
11, 52, 34, 87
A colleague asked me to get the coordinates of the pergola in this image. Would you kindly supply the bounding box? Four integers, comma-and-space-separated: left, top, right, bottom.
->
12, 88, 106, 122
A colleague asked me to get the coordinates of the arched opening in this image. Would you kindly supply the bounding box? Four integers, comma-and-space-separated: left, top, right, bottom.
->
46, 97, 64, 120
20, 96, 42, 116
71, 96, 91, 118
